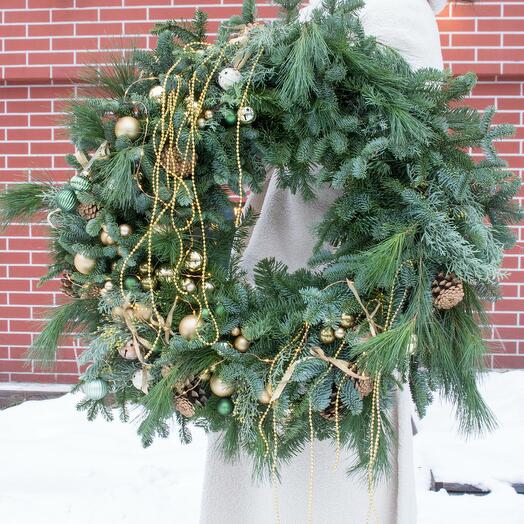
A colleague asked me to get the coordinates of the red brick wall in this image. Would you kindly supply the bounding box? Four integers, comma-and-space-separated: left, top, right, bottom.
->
0, 0, 522, 384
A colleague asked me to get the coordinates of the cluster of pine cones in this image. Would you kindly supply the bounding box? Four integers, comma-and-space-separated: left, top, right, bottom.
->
173, 377, 209, 418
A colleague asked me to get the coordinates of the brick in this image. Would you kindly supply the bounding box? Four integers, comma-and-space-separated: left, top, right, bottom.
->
0, 360, 32, 373
478, 19, 524, 32
8, 128, 52, 141
504, 34, 524, 47
77, 0, 121, 6
5, 38, 50, 52
29, 52, 74, 65
478, 48, 524, 62
10, 373, 58, 383
100, 8, 147, 21
52, 37, 98, 50
29, 24, 75, 37
452, 33, 501, 47
52, 8, 98, 22
5, 10, 50, 23
76, 22, 123, 36
4, 66, 51, 83
504, 4, 524, 17
451, 4, 501, 17
0, 25, 27, 38
492, 355, 524, 369
0, 53, 27, 66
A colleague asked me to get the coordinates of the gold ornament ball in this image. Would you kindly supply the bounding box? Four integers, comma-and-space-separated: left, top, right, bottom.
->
204, 110, 213, 120
233, 335, 250, 353
319, 327, 335, 344
210, 375, 235, 397
100, 230, 115, 246
230, 326, 241, 337
178, 314, 203, 340
156, 266, 175, 280
138, 262, 149, 274
197, 117, 206, 129
334, 327, 346, 339
340, 313, 355, 329
258, 385, 273, 405
115, 116, 141, 140
74, 253, 96, 275
119, 224, 133, 237
148, 85, 164, 101
141, 275, 158, 291
135, 303, 152, 321
181, 277, 196, 293
186, 251, 203, 272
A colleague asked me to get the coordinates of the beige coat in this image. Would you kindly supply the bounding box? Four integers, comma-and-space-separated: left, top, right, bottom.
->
200, 2, 445, 522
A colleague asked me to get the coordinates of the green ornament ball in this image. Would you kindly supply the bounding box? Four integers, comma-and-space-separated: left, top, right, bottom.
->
56, 189, 77, 212
81, 379, 109, 400
70, 174, 91, 192
124, 276, 140, 290
215, 304, 226, 316
216, 397, 234, 416
223, 110, 237, 125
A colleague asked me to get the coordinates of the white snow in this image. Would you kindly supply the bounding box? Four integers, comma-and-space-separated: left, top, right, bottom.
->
0, 370, 523, 524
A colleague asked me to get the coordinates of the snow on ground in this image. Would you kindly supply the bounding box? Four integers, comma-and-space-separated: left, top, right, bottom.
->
0, 371, 523, 524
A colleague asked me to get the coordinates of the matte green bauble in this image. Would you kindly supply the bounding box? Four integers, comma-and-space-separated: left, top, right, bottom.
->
124, 276, 140, 290
223, 109, 237, 125
70, 174, 91, 192
81, 379, 109, 400
57, 189, 77, 212
216, 397, 234, 416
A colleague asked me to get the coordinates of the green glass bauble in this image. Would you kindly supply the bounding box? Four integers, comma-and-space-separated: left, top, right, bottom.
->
215, 304, 226, 316
216, 397, 234, 416
57, 189, 77, 212
124, 276, 140, 290
70, 174, 91, 192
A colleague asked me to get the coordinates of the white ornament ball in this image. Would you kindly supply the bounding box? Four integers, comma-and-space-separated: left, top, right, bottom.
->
81, 379, 109, 400
114, 116, 141, 140
149, 85, 164, 102
218, 67, 241, 90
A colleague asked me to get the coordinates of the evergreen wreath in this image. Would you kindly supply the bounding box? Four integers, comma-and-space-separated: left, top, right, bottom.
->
1, 0, 521, 482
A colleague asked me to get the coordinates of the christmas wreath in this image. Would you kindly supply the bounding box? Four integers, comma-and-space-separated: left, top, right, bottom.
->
1, 0, 521, 485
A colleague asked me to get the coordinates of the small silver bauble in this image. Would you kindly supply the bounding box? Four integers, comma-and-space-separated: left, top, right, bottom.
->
81, 379, 109, 400
103, 281, 114, 291
217, 67, 241, 90
237, 106, 255, 124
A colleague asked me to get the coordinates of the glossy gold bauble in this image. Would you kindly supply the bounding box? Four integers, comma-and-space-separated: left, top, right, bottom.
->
178, 314, 203, 340
138, 262, 149, 274
148, 85, 164, 101
209, 375, 235, 397
118, 339, 139, 360
186, 251, 203, 272
100, 230, 115, 246
119, 224, 133, 237
340, 313, 355, 329
258, 384, 273, 405
74, 253, 96, 275
114, 116, 141, 140
197, 117, 206, 129
230, 326, 241, 337
141, 275, 158, 291
181, 277, 196, 293
134, 303, 152, 322
233, 335, 250, 353
334, 327, 346, 339
204, 110, 213, 120
319, 327, 335, 344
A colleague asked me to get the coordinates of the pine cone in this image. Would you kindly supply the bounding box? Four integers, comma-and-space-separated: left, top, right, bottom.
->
79, 284, 100, 299
173, 377, 208, 417
432, 272, 464, 310
160, 145, 194, 178
356, 376, 374, 398
77, 202, 100, 220
60, 271, 77, 297
320, 386, 343, 422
